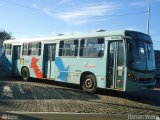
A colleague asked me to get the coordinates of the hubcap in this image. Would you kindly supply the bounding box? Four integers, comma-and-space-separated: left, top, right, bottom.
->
85, 78, 93, 89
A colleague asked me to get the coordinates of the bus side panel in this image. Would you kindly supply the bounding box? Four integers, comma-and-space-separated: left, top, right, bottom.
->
2, 55, 12, 75
54, 57, 107, 89
20, 56, 43, 79
31, 56, 43, 79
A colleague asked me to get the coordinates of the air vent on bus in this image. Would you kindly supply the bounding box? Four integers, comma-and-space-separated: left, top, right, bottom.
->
57, 34, 64, 36
96, 30, 106, 32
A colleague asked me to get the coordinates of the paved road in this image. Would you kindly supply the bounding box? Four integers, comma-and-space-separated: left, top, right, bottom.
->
0, 67, 160, 119
0, 112, 129, 120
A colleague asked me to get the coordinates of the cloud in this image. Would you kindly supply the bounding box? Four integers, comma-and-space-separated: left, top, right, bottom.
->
43, 8, 54, 17
42, 2, 120, 25
32, 3, 39, 9
129, 2, 147, 7
70, 18, 108, 25
58, 4, 116, 20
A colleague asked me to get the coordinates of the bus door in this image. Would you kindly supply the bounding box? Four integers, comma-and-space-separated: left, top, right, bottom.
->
12, 45, 21, 75
43, 44, 56, 79
107, 41, 125, 90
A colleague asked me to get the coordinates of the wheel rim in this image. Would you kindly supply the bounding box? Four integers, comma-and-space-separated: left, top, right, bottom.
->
85, 78, 94, 89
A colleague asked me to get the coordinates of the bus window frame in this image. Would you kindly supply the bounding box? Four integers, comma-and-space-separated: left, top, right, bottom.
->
22, 42, 29, 56
79, 37, 105, 58
3, 44, 12, 56
59, 39, 79, 58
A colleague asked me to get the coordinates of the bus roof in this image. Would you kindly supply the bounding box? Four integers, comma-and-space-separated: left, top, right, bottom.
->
3, 30, 149, 44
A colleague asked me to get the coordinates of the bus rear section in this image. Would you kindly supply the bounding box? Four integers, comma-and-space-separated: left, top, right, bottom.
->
2, 42, 22, 76
124, 31, 156, 91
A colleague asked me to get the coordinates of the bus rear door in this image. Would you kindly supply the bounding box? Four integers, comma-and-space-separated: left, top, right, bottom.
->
12, 45, 21, 75
43, 44, 56, 79
107, 41, 125, 90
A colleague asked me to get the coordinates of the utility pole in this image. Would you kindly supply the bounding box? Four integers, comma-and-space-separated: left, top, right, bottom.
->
147, 0, 151, 34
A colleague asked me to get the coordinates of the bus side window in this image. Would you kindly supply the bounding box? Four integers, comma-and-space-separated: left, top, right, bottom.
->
59, 40, 78, 57
9, 44, 12, 55
28, 43, 31, 55
98, 38, 104, 57
4, 44, 12, 55
59, 41, 64, 56
80, 39, 85, 56
22, 43, 28, 56
28, 42, 41, 56
80, 38, 104, 57
86, 39, 98, 57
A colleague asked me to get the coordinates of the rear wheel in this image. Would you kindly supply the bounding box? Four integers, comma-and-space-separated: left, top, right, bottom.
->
21, 67, 30, 81
82, 74, 97, 93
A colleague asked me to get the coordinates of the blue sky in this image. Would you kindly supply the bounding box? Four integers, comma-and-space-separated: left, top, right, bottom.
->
0, 0, 160, 49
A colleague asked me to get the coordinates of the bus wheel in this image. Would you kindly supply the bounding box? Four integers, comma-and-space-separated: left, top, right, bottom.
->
82, 74, 97, 93
21, 67, 30, 81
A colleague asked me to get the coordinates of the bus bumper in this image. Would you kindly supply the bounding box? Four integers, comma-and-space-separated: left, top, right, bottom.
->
125, 79, 156, 92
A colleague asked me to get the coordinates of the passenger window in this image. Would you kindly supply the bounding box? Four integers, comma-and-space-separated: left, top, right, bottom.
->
28, 42, 41, 56
59, 41, 64, 56
80, 39, 85, 56
80, 38, 104, 57
4, 44, 12, 55
98, 38, 104, 57
59, 40, 78, 57
22, 43, 28, 56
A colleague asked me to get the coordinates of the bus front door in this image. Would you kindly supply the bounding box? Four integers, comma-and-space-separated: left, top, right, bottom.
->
107, 41, 125, 90
12, 45, 21, 75
43, 44, 56, 79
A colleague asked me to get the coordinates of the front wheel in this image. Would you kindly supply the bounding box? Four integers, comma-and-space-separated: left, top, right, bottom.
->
21, 67, 30, 81
82, 74, 97, 93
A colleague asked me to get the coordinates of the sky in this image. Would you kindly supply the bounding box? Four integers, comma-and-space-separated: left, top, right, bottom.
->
0, 0, 160, 49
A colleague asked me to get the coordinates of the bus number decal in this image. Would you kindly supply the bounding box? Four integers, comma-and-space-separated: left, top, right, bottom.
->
55, 57, 69, 81
30, 57, 43, 78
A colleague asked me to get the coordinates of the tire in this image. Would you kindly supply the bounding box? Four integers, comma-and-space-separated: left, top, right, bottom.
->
82, 74, 97, 93
21, 67, 30, 81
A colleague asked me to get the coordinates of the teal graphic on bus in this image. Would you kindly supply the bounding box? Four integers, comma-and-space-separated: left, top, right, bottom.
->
2, 30, 156, 93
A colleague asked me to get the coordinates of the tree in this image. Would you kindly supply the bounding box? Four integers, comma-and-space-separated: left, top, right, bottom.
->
0, 30, 13, 40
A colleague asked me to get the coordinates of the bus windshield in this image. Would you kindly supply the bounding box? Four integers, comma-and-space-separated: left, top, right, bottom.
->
126, 31, 155, 72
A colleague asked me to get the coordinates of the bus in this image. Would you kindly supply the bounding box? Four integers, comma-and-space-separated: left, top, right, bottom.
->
154, 50, 160, 78
2, 30, 156, 93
